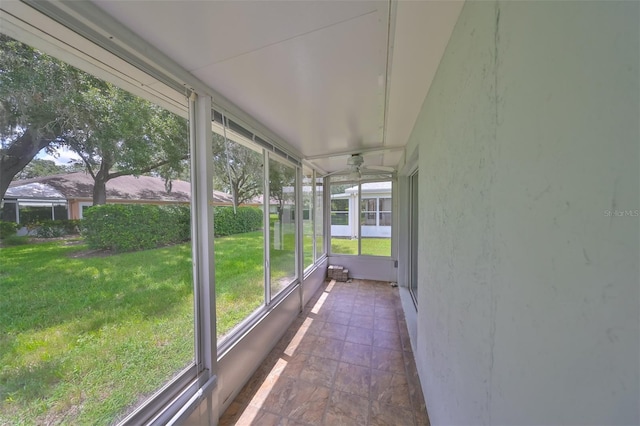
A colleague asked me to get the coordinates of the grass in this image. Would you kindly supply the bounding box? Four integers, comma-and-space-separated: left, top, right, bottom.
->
0, 226, 306, 424
0, 225, 385, 424
0, 240, 194, 425
331, 237, 391, 256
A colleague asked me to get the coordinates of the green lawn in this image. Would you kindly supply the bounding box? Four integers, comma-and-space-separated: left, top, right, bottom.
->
0, 240, 194, 425
0, 228, 387, 424
0, 228, 301, 425
331, 237, 391, 256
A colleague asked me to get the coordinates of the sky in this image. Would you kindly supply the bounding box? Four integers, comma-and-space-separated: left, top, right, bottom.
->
36, 146, 82, 166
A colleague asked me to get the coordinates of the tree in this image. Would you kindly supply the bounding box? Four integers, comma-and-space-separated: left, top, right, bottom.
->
0, 34, 89, 200
211, 133, 263, 207
269, 160, 296, 223
14, 159, 69, 180
69, 84, 188, 204
0, 34, 189, 205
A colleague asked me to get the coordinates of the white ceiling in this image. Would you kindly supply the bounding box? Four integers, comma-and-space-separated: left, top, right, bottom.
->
90, 0, 462, 175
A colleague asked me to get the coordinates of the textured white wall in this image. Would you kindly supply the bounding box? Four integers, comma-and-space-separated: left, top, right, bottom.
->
409, 1, 639, 424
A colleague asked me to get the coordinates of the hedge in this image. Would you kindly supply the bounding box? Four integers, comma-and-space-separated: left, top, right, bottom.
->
82, 204, 262, 252
83, 204, 191, 252
213, 206, 263, 237
28, 219, 83, 238
0, 221, 18, 239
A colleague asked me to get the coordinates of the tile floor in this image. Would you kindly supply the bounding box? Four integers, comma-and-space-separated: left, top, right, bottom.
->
219, 279, 429, 425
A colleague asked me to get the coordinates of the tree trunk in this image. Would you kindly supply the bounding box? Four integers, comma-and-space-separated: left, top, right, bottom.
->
92, 165, 109, 205
0, 129, 52, 201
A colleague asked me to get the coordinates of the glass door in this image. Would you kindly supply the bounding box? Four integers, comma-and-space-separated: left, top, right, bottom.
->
409, 171, 419, 306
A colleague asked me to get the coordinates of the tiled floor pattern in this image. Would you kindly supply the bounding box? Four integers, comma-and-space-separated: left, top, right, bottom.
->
220, 279, 429, 425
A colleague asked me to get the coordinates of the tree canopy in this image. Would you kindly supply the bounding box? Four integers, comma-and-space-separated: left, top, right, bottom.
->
0, 34, 188, 205
211, 133, 263, 207
0, 34, 89, 200
14, 158, 82, 180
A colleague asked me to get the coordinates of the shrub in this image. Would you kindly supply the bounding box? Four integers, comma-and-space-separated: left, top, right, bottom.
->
0, 221, 18, 239
213, 206, 263, 237
83, 204, 191, 252
1, 235, 29, 246
26, 219, 83, 238
82, 204, 261, 251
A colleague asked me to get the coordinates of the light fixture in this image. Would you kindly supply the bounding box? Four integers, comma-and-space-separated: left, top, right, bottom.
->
348, 168, 361, 181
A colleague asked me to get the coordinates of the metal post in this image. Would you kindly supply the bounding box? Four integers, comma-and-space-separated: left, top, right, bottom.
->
311, 170, 317, 262
263, 150, 271, 305
296, 165, 304, 311
357, 182, 362, 255
188, 93, 216, 382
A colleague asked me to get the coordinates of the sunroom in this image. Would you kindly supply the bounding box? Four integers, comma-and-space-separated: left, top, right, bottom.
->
0, 1, 637, 425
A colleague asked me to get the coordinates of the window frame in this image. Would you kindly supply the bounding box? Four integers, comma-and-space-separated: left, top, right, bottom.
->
328, 176, 395, 258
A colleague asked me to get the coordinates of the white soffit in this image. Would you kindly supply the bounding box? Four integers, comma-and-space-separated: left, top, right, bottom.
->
384, 0, 464, 148
91, 1, 391, 163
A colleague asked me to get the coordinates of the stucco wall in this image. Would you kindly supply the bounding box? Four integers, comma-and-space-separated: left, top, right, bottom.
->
409, 1, 639, 424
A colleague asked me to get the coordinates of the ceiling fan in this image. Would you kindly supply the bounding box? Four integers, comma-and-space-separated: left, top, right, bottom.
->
325, 153, 394, 180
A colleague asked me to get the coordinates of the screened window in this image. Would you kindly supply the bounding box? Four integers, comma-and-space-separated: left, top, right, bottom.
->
0, 201, 17, 222
330, 178, 392, 257
379, 197, 392, 226
314, 176, 325, 260
303, 167, 314, 270
361, 198, 377, 226
331, 199, 349, 225
212, 129, 265, 342
0, 35, 194, 425
269, 157, 297, 298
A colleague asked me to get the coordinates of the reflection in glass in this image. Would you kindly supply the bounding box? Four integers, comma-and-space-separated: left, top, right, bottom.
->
315, 177, 325, 260
303, 168, 314, 269
269, 157, 297, 297
212, 132, 265, 342
330, 182, 356, 255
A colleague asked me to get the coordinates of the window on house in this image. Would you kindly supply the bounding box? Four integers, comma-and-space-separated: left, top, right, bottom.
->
331, 199, 350, 226
0, 201, 17, 222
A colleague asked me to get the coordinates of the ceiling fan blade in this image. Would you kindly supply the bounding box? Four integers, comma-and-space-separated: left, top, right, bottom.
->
363, 165, 395, 172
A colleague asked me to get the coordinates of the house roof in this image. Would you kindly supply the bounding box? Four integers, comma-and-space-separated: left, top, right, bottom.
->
345, 181, 392, 193
6, 172, 234, 204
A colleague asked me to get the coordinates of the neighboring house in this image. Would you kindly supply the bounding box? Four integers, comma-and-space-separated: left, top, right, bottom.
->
331, 181, 392, 238
1, 172, 235, 224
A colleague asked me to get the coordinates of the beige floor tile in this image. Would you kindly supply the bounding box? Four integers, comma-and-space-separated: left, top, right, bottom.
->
373, 329, 402, 350
236, 405, 281, 426
299, 355, 338, 387
345, 326, 374, 346
246, 375, 296, 412
371, 347, 405, 374
333, 362, 371, 398
319, 321, 349, 340
373, 315, 399, 333
370, 370, 412, 408
341, 341, 372, 368
324, 310, 351, 325
324, 390, 369, 425
279, 381, 331, 424
220, 279, 428, 426
370, 401, 415, 426
279, 352, 308, 379
313, 336, 344, 360
349, 313, 375, 329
